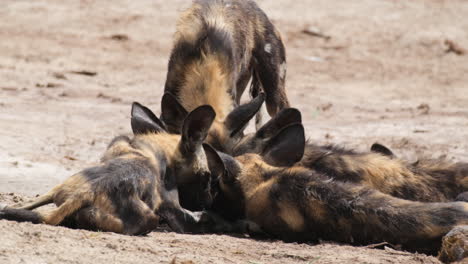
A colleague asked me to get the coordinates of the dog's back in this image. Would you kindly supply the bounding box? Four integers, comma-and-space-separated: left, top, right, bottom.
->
164, 0, 289, 130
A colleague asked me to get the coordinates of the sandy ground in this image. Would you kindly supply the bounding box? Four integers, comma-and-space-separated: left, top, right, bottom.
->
1, 0, 468, 263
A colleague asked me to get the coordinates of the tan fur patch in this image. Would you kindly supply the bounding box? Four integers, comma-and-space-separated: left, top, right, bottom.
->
137, 133, 180, 166
255, 16, 266, 36
93, 194, 117, 215
244, 178, 273, 224
463, 203, 468, 212
204, 3, 233, 34
101, 136, 134, 162
52, 173, 94, 204
458, 177, 468, 189
245, 177, 275, 201
307, 198, 329, 224
286, 166, 310, 176
17, 191, 55, 210
342, 154, 418, 193
139, 132, 210, 184
420, 223, 449, 239
173, 3, 204, 45
274, 28, 283, 42
177, 54, 234, 122
237, 154, 276, 193
278, 201, 305, 232
89, 208, 124, 233
205, 121, 228, 146
43, 191, 92, 226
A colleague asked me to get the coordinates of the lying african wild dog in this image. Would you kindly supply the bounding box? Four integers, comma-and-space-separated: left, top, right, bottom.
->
161, 0, 289, 133
0, 103, 224, 234
296, 141, 468, 202
369, 143, 468, 202
202, 124, 468, 254
225, 107, 468, 202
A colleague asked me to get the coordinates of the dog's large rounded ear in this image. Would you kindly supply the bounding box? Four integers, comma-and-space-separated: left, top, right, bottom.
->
224, 93, 265, 138
262, 123, 305, 167
181, 105, 216, 153
371, 143, 395, 158
131, 102, 167, 134
256, 108, 302, 139
203, 144, 226, 179
160, 93, 189, 134
203, 144, 238, 184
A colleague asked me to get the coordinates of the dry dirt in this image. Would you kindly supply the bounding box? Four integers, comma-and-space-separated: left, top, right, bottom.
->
1, 0, 468, 263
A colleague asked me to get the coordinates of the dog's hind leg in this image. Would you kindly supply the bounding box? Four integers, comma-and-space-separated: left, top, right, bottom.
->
17, 190, 55, 210
0, 200, 81, 226
41, 195, 91, 225
253, 31, 289, 118
72, 206, 125, 233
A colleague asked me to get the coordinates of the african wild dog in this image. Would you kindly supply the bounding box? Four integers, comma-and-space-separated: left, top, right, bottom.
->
296, 143, 468, 203
226, 107, 468, 202
161, 0, 289, 133
203, 124, 468, 254
0, 103, 226, 234
369, 142, 468, 202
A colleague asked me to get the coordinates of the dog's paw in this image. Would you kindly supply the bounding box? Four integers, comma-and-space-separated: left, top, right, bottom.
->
438, 225, 468, 263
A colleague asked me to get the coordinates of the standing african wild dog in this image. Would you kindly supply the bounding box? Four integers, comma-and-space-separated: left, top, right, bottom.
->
161, 0, 289, 134
203, 123, 468, 254
0, 103, 226, 234
226, 107, 468, 202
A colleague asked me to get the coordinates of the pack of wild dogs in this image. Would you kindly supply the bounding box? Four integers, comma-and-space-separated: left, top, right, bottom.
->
1, 0, 467, 258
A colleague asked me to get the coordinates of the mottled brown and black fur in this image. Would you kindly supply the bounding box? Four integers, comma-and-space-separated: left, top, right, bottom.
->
0, 103, 226, 234
229, 108, 468, 202
204, 125, 468, 254
162, 0, 289, 133
297, 143, 468, 202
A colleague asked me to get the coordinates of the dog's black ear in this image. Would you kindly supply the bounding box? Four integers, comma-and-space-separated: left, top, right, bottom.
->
229, 108, 302, 156
262, 124, 305, 167
160, 93, 189, 134
181, 105, 216, 153
131, 102, 167, 134
371, 143, 395, 158
224, 93, 265, 137
203, 143, 226, 180
256, 108, 302, 139
203, 144, 239, 184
